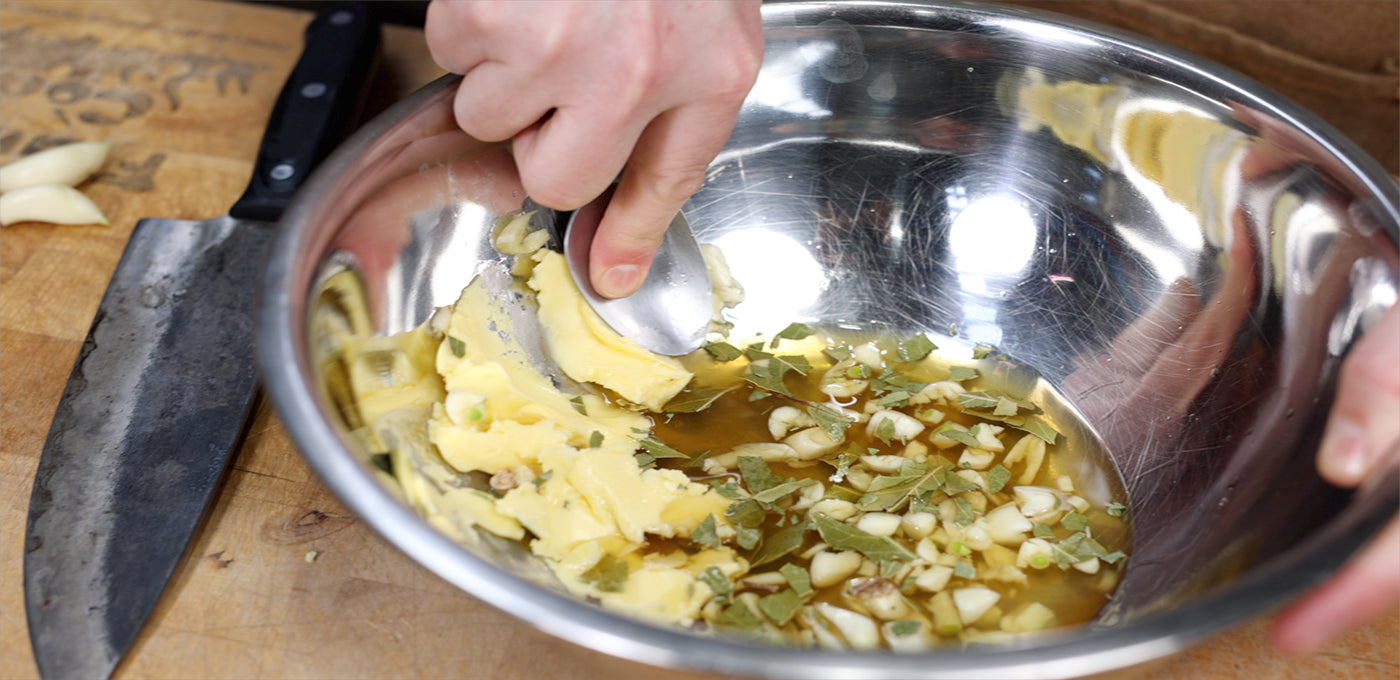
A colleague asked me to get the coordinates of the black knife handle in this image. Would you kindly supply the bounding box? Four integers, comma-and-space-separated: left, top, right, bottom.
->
229, 2, 381, 222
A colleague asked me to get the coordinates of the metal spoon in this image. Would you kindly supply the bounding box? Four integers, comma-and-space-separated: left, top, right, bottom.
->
562, 185, 712, 356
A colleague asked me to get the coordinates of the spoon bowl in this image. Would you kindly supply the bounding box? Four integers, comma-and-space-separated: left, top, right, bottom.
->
562, 184, 712, 356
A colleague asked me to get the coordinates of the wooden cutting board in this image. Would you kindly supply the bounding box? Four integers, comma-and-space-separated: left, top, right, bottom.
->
0, 2, 1394, 679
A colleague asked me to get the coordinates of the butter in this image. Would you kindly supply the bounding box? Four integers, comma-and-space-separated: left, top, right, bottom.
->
528, 250, 693, 411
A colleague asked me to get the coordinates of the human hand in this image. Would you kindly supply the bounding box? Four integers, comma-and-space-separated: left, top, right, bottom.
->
1272, 302, 1400, 656
425, 0, 764, 298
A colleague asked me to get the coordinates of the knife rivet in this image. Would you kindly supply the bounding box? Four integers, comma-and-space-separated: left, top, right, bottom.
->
300, 82, 327, 99
270, 163, 296, 181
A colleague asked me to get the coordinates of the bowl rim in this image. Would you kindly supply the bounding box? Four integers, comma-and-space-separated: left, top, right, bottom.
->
257, 1, 1400, 677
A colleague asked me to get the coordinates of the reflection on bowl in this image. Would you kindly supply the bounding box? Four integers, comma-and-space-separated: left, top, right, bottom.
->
259, 2, 1399, 678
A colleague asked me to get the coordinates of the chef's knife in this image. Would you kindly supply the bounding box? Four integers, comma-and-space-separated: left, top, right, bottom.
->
24, 5, 380, 679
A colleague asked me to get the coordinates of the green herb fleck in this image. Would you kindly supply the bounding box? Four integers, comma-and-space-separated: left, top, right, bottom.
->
663, 384, 738, 413
953, 560, 976, 579
698, 566, 732, 602
813, 513, 917, 563
638, 437, 688, 459
953, 496, 977, 525
1061, 512, 1089, 532
588, 431, 604, 448
447, 335, 466, 358
1016, 418, 1059, 444
725, 499, 767, 528
780, 563, 813, 596
1033, 522, 1056, 539
771, 322, 815, 346
369, 453, 394, 477
758, 588, 809, 626
971, 343, 997, 360
808, 404, 851, 442
693, 515, 722, 549
704, 341, 743, 362
569, 396, 587, 415
737, 527, 761, 550
581, 553, 629, 593
714, 601, 764, 630
738, 456, 790, 494
957, 391, 1001, 411
937, 425, 981, 449
750, 521, 809, 567
823, 345, 853, 362
1106, 502, 1128, 518
857, 460, 948, 512
948, 365, 980, 381
890, 620, 922, 637
710, 479, 748, 500
532, 470, 553, 487
986, 464, 1011, 493
896, 334, 937, 362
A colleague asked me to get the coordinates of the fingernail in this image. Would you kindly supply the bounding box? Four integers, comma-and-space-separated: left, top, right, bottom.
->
1319, 418, 1369, 483
596, 264, 641, 299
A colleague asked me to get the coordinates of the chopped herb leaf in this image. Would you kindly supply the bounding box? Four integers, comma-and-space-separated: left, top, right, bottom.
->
994, 396, 1021, 417
986, 464, 1011, 493
588, 431, 604, 448
957, 392, 1001, 411
1016, 418, 1059, 444
773, 322, 815, 344
953, 496, 976, 525
813, 513, 917, 562
369, 452, 393, 476
710, 479, 748, 500
725, 499, 767, 527
972, 342, 997, 360
638, 437, 688, 459
1106, 502, 1128, 518
758, 588, 809, 626
890, 620, 922, 637
1101, 550, 1127, 565
738, 456, 790, 494
693, 515, 722, 549
447, 335, 466, 358
870, 368, 928, 394
663, 384, 738, 413
874, 417, 897, 444
943, 472, 980, 495
780, 563, 813, 596
634, 452, 655, 468
569, 396, 587, 415
750, 521, 809, 567
704, 341, 743, 362
698, 566, 732, 602
744, 344, 773, 361
581, 553, 629, 593
532, 470, 553, 487
823, 345, 853, 362
808, 404, 851, 441
737, 526, 762, 550
857, 460, 948, 512
826, 450, 858, 483
1061, 512, 1089, 532
1033, 522, 1056, 539
877, 390, 914, 408
880, 559, 905, 579
751, 478, 817, 504
747, 390, 771, 402
948, 365, 980, 381
938, 426, 981, 448
896, 334, 937, 362
953, 560, 977, 579
714, 601, 764, 630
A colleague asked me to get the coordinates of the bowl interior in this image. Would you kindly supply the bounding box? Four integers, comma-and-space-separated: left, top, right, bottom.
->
260, 2, 1400, 677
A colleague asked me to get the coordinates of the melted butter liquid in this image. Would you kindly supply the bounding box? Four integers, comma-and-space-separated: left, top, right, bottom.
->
651, 331, 1132, 634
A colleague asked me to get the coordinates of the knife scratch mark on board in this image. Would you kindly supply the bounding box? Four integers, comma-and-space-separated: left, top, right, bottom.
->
206, 550, 235, 568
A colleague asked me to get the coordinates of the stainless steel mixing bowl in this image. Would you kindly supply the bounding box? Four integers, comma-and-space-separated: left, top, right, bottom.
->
258, 2, 1400, 677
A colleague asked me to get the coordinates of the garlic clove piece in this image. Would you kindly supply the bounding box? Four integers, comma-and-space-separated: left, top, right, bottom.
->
0, 141, 111, 193
0, 184, 109, 226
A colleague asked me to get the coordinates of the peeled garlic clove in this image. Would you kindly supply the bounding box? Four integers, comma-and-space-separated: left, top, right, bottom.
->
0, 141, 111, 193
0, 184, 109, 226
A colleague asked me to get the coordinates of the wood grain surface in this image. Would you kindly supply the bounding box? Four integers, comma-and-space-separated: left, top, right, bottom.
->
1, 2, 1395, 679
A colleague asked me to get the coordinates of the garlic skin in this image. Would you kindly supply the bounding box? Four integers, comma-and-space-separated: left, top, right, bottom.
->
0, 184, 110, 226
0, 141, 111, 193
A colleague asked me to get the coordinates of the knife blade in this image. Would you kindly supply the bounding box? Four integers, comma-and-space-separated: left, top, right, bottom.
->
23, 5, 381, 679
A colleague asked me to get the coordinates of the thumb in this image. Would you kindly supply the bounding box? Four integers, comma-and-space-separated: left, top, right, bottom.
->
1317, 303, 1400, 486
